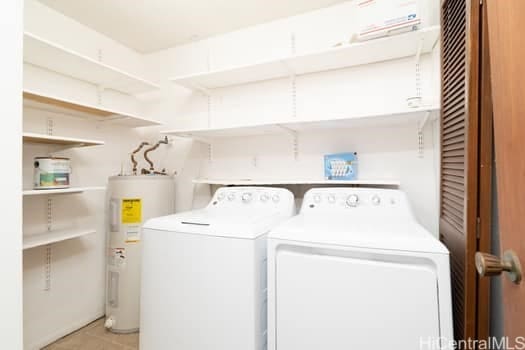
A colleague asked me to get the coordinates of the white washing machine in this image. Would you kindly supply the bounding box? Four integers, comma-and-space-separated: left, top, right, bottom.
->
140, 186, 295, 350
267, 188, 453, 350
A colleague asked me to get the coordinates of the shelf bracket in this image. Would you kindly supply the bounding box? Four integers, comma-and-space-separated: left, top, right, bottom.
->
418, 111, 432, 131
417, 111, 432, 158
186, 81, 211, 96
277, 124, 298, 160
415, 36, 424, 64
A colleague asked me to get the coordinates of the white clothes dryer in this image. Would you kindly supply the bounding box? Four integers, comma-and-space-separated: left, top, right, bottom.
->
267, 187, 453, 350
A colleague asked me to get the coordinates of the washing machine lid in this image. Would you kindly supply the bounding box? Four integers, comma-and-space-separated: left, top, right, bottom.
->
144, 186, 295, 239
268, 214, 449, 254
144, 208, 290, 239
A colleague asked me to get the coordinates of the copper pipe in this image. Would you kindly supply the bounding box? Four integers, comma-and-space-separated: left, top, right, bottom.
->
143, 136, 169, 172
131, 142, 149, 175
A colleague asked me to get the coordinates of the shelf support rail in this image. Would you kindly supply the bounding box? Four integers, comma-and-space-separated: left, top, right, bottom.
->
277, 124, 298, 160
45, 197, 53, 291
414, 37, 424, 101
96, 85, 106, 105
417, 111, 432, 158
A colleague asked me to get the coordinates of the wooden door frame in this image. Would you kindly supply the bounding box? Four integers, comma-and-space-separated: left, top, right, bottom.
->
463, 0, 481, 339
475, 1, 493, 341
440, 0, 492, 341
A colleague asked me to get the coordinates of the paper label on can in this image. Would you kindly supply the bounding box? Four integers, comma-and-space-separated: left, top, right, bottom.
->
108, 248, 126, 269
125, 226, 141, 243
121, 199, 142, 224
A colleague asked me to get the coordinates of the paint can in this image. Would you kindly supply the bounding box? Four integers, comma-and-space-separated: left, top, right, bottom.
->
33, 157, 71, 189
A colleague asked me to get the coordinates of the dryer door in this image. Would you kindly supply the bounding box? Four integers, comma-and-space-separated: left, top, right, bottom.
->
275, 248, 441, 350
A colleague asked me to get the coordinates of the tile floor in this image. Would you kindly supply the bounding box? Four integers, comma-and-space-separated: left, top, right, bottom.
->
42, 318, 139, 350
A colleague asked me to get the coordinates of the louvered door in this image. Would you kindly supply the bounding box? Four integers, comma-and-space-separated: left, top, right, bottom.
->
440, 0, 491, 342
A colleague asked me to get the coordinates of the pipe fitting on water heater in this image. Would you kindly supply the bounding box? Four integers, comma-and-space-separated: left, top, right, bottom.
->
104, 317, 115, 330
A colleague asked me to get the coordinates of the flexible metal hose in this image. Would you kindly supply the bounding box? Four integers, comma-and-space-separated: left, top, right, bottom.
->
131, 142, 149, 175
143, 136, 169, 172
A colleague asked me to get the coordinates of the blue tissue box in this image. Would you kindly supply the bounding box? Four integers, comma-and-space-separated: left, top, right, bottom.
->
324, 152, 358, 180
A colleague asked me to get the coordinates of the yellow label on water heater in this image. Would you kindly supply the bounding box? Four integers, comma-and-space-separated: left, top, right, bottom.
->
121, 198, 142, 224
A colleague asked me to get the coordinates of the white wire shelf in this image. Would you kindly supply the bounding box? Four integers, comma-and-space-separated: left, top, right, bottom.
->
23, 90, 162, 128
23, 228, 96, 250
23, 132, 104, 148
23, 187, 106, 196
24, 32, 160, 95
170, 26, 440, 91
163, 106, 438, 140
193, 179, 400, 186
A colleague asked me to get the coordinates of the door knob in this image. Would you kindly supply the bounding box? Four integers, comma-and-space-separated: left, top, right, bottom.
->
475, 250, 522, 284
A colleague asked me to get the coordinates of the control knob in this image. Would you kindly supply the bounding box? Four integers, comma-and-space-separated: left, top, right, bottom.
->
260, 193, 269, 202
272, 194, 280, 203
227, 193, 236, 201
241, 193, 253, 203
371, 195, 381, 206
346, 194, 359, 207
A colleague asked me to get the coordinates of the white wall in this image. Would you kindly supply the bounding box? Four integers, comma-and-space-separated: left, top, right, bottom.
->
144, 0, 442, 234
1, 1, 24, 349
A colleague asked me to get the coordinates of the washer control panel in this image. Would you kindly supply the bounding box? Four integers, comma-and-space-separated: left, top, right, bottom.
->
210, 187, 295, 212
301, 188, 412, 217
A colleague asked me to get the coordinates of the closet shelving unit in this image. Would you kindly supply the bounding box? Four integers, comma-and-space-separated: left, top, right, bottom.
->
22, 31, 162, 253
165, 26, 441, 159
22, 127, 105, 249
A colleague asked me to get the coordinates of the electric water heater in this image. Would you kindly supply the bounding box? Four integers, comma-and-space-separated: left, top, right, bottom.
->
105, 175, 175, 333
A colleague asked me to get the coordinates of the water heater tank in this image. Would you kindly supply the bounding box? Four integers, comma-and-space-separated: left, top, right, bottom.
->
106, 175, 175, 333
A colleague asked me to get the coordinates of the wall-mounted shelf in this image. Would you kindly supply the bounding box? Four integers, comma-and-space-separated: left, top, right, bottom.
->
170, 26, 440, 91
23, 228, 96, 250
24, 32, 160, 95
193, 178, 400, 186
23, 90, 162, 128
163, 106, 438, 140
23, 187, 106, 196
23, 132, 104, 148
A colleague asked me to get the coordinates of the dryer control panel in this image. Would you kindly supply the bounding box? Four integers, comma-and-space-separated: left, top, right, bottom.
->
209, 187, 295, 214
301, 187, 413, 218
